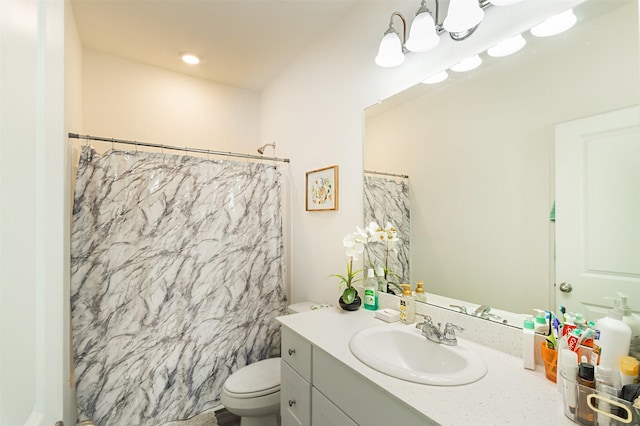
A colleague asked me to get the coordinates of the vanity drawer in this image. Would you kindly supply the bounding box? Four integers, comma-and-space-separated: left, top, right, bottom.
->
281, 360, 311, 426
281, 327, 312, 381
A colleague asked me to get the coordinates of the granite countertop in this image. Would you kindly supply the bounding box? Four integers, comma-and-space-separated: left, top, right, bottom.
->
277, 306, 575, 426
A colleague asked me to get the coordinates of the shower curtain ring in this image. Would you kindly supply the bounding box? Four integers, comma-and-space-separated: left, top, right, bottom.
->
185, 146, 188, 157
134, 141, 138, 153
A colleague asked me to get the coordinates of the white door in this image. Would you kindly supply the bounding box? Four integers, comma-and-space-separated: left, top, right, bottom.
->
555, 106, 640, 318
0, 0, 72, 425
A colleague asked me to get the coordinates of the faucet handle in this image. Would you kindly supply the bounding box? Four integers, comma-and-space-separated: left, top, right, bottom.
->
441, 323, 465, 345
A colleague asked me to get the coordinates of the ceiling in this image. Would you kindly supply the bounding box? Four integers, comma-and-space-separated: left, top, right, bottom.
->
71, 0, 358, 91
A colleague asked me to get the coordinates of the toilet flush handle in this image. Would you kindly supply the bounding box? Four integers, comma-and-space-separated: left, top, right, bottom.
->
288, 348, 296, 356
288, 399, 296, 407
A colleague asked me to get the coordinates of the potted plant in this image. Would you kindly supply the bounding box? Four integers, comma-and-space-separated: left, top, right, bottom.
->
331, 226, 369, 310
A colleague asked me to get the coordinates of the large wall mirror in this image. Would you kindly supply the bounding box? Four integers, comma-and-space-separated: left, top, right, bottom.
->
364, 0, 639, 320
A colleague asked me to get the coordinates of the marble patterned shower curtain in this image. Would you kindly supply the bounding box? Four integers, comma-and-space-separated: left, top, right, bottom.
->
364, 174, 410, 284
70, 146, 287, 425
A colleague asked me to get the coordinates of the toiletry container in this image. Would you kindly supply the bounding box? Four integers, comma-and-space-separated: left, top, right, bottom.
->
414, 281, 427, 303
523, 319, 535, 370
560, 349, 578, 416
619, 293, 640, 357
363, 269, 378, 311
576, 361, 596, 426
399, 284, 415, 324
619, 356, 638, 385
594, 298, 632, 375
221, 302, 320, 426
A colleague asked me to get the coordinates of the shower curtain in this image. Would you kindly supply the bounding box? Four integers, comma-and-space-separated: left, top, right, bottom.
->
364, 174, 410, 284
70, 146, 287, 425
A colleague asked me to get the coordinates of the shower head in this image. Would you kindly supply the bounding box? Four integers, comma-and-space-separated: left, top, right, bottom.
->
257, 142, 276, 155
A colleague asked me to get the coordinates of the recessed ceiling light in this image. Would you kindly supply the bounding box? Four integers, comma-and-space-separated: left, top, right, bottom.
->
450, 55, 482, 72
181, 53, 200, 65
487, 33, 526, 57
531, 9, 577, 37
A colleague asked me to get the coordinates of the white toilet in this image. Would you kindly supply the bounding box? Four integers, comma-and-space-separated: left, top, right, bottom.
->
220, 302, 321, 426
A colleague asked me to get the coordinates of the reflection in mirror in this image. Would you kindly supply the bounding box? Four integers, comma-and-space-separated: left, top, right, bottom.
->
364, 0, 639, 319
363, 171, 410, 289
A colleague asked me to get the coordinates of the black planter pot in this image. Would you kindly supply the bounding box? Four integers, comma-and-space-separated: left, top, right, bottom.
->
338, 292, 361, 311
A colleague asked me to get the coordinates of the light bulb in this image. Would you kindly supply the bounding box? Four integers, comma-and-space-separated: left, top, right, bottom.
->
406, 11, 440, 53
443, 0, 484, 34
422, 71, 448, 84
375, 31, 405, 68
450, 55, 482, 72
531, 9, 577, 37
487, 34, 526, 57
181, 53, 200, 65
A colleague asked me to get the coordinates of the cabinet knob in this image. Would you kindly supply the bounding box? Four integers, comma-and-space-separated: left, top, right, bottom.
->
288, 348, 296, 356
288, 399, 296, 407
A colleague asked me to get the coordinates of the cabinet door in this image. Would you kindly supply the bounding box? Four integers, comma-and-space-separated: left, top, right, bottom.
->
281, 360, 311, 426
312, 389, 358, 426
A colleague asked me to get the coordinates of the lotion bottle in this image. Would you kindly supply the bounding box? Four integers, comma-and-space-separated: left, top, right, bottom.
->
399, 284, 415, 324
594, 297, 632, 375
523, 318, 535, 370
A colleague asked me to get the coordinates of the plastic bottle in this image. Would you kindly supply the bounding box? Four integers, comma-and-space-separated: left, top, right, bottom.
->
375, 267, 386, 293
576, 360, 596, 426
399, 284, 415, 324
560, 349, 578, 415
594, 297, 632, 375
533, 310, 549, 335
523, 318, 535, 370
594, 365, 620, 426
363, 268, 378, 311
619, 293, 640, 357
620, 356, 638, 386
414, 281, 427, 303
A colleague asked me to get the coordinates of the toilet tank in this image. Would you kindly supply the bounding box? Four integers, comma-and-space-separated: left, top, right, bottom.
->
287, 301, 321, 314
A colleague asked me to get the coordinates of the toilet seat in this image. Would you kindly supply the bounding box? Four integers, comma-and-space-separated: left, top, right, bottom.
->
223, 358, 281, 399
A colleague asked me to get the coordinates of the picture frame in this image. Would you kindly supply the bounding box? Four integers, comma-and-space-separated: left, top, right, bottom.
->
306, 165, 339, 211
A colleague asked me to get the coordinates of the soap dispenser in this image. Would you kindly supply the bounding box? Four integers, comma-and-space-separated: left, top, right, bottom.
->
363, 268, 378, 311
594, 297, 632, 375
399, 284, 415, 324
414, 281, 427, 303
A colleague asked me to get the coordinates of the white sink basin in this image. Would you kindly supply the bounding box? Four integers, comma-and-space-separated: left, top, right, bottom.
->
349, 325, 487, 386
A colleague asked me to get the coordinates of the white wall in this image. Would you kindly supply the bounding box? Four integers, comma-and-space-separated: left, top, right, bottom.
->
260, 0, 588, 306
81, 50, 261, 154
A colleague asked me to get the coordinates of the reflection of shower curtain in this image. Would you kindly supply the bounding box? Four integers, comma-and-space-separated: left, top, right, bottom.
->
70, 146, 287, 425
364, 174, 410, 283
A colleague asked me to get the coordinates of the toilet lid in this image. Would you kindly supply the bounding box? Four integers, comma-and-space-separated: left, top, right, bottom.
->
223, 358, 281, 398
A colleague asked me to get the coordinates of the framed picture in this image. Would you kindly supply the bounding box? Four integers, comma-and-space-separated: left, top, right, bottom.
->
306, 165, 339, 211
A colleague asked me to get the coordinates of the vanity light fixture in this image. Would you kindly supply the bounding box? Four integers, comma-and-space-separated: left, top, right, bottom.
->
450, 54, 482, 72
530, 9, 577, 37
422, 70, 449, 84
487, 33, 526, 57
376, 0, 503, 68
375, 12, 408, 67
181, 53, 201, 65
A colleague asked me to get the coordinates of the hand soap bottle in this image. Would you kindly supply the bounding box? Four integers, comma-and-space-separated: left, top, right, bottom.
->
594, 297, 632, 375
363, 268, 378, 311
399, 284, 415, 324
414, 281, 427, 303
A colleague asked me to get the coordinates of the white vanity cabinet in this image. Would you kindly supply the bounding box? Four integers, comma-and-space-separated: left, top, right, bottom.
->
281, 326, 428, 426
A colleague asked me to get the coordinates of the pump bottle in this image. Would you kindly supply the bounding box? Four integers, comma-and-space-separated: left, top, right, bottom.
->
593, 297, 632, 376
399, 284, 415, 324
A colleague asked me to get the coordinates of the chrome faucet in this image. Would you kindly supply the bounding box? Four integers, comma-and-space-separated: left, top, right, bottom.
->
415, 315, 465, 346
473, 305, 503, 322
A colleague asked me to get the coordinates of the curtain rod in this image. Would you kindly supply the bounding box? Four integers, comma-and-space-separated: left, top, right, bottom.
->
68, 133, 290, 164
364, 169, 409, 179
